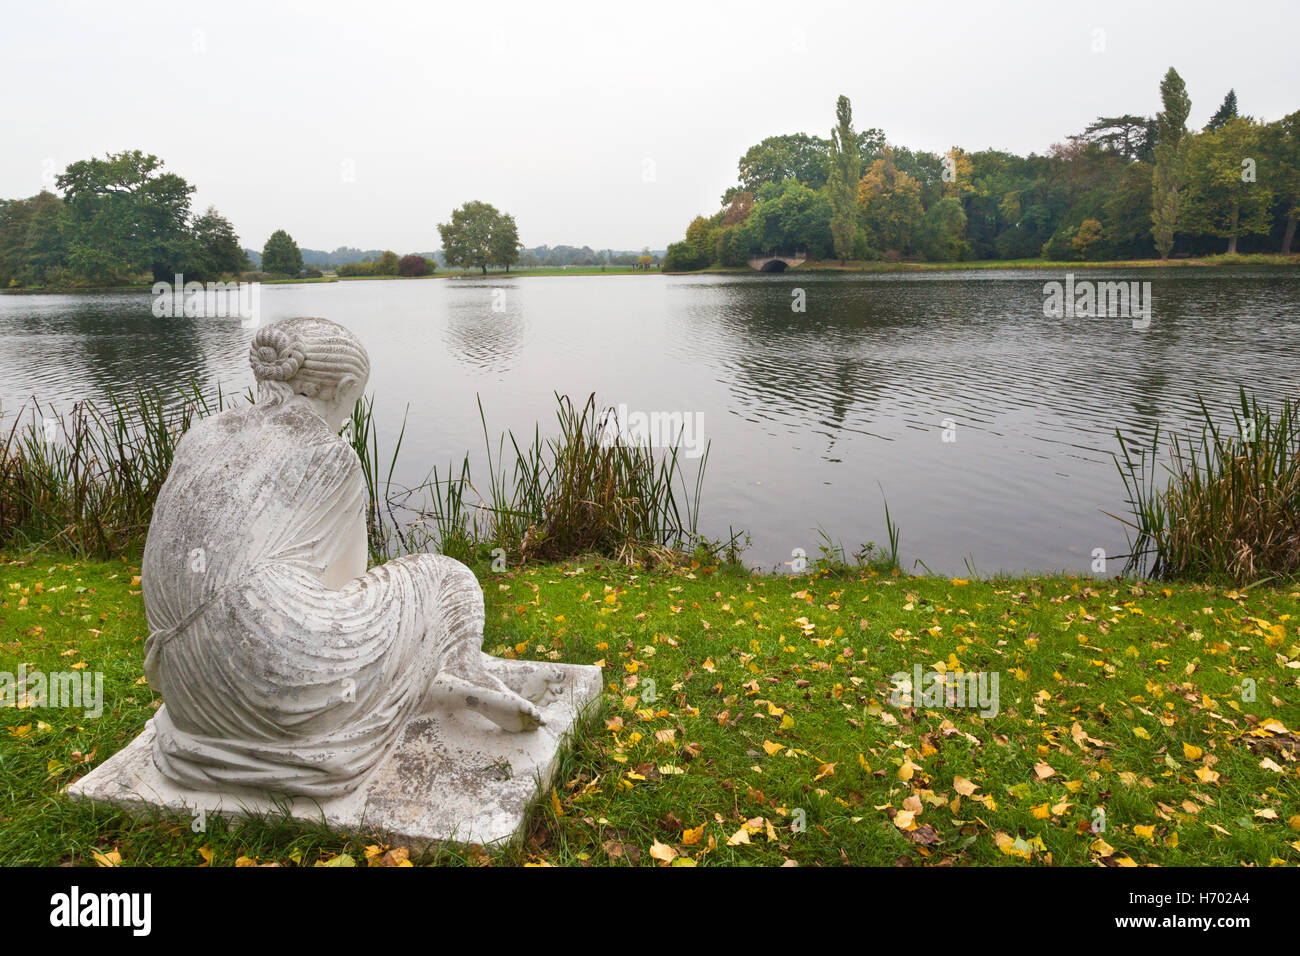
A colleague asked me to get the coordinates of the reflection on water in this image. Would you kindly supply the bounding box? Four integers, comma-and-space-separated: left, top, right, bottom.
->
1, 269, 1297, 575
443, 282, 526, 374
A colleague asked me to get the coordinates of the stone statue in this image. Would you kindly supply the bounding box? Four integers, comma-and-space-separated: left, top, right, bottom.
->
140, 317, 560, 799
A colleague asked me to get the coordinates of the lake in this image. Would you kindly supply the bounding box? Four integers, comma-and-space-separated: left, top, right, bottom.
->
2, 268, 1297, 575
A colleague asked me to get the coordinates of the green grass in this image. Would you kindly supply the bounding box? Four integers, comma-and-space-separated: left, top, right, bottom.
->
2, 551, 1297, 867
336, 267, 657, 280
438, 266, 655, 278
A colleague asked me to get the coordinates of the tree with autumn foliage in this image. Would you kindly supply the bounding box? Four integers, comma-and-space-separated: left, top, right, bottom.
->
857, 148, 925, 254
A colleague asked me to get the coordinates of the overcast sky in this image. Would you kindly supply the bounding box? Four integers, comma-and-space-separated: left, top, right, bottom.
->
3, 0, 1297, 253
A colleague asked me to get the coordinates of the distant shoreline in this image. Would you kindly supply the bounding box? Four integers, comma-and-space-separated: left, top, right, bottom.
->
4, 253, 1297, 294
675, 253, 1300, 275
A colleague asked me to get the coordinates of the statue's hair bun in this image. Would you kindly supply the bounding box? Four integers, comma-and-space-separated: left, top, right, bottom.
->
249, 327, 304, 382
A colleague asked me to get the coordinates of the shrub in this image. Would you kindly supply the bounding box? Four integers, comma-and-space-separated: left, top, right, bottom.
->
397, 254, 427, 277
662, 240, 708, 272
337, 261, 376, 277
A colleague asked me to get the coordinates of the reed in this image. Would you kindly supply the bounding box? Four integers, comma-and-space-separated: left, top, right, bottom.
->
0, 383, 226, 556
420, 393, 718, 566
2, 386, 723, 567
1111, 388, 1300, 584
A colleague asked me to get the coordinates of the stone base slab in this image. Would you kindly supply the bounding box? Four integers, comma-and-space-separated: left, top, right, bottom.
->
67, 660, 604, 849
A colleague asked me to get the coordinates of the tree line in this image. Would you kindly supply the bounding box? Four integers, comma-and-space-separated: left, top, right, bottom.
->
662, 69, 1300, 270
0, 152, 531, 288
0, 151, 250, 287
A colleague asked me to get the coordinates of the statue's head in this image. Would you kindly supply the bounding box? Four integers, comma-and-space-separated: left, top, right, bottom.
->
249, 317, 370, 432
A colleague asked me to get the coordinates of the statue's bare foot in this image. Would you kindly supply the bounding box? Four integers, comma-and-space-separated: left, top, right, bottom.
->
467, 684, 546, 732
479, 657, 567, 707
428, 672, 547, 733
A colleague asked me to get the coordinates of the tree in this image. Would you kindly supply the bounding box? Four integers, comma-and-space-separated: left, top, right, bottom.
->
56, 150, 195, 282
375, 250, 400, 275
1070, 218, 1106, 259
1261, 111, 1300, 253
684, 215, 717, 264
735, 134, 833, 195
918, 198, 969, 261
1103, 162, 1155, 257
716, 224, 758, 267
827, 95, 861, 261
1151, 67, 1191, 258
191, 206, 245, 278
1071, 115, 1153, 162
749, 180, 833, 257
1181, 117, 1273, 254
857, 148, 925, 253
0, 191, 67, 286
489, 212, 520, 272
941, 147, 975, 201
1206, 90, 1239, 132
721, 191, 754, 226
438, 201, 519, 275
262, 229, 303, 276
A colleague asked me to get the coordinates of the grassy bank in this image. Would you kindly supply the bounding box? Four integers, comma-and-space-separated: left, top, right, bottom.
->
9, 254, 1295, 292
2, 550, 1297, 866
436, 266, 656, 278
679, 252, 1300, 275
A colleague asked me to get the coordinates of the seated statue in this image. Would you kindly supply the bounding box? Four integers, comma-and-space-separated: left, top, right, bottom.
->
141, 317, 557, 799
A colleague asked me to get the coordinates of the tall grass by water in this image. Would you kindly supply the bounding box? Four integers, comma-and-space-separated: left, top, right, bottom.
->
1112, 389, 1300, 584
357, 393, 718, 566
1, 385, 717, 567
0, 384, 229, 556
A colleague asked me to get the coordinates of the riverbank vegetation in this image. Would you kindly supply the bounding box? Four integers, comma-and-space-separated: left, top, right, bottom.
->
662, 71, 1300, 272
710, 252, 1300, 274
0, 385, 223, 557
1, 550, 1296, 866
0, 386, 716, 568
1114, 391, 1300, 585
5, 381, 1297, 590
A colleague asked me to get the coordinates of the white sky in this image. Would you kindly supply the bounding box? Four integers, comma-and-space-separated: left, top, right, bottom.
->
3, 0, 1297, 252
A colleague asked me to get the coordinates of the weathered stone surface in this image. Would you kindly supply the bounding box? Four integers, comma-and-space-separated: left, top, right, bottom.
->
77, 316, 605, 847
68, 658, 602, 848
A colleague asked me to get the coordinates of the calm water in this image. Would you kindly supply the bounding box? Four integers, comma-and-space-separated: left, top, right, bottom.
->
2, 269, 1298, 575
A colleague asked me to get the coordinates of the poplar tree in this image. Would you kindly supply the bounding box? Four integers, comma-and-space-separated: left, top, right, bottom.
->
827, 95, 860, 262
1151, 67, 1191, 259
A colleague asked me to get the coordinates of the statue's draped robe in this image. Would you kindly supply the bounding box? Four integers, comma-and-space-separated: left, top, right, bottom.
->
142, 403, 481, 798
